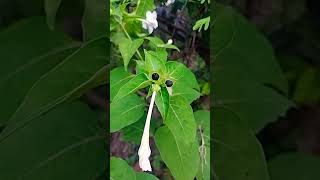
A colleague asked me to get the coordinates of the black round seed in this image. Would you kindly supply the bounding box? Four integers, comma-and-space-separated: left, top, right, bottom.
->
165, 80, 173, 87
152, 73, 159, 80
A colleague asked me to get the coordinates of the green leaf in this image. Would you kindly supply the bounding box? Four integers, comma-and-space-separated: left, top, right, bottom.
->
213, 108, 270, 180
194, 110, 210, 180
0, 37, 108, 142
110, 157, 136, 180
83, 0, 108, 41
144, 50, 166, 76
118, 38, 144, 70
268, 153, 320, 180
194, 110, 210, 144
110, 157, 160, 180
193, 16, 210, 32
213, 4, 288, 94
110, 94, 145, 132
213, 68, 293, 132
165, 61, 200, 103
165, 95, 197, 143
155, 87, 169, 119
121, 114, 156, 144
44, 0, 62, 30
213, 4, 293, 132
135, 0, 155, 17
136, 172, 159, 180
0, 17, 77, 126
110, 67, 134, 101
0, 102, 106, 179
155, 126, 199, 180
112, 73, 151, 102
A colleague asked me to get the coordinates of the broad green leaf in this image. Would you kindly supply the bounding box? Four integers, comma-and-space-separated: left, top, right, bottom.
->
110, 157, 160, 180
112, 73, 151, 102
83, 0, 108, 41
135, 0, 155, 17
0, 102, 106, 179
213, 68, 293, 132
110, 94, 145, 132
136, 172, 159, 180
165, 95, 196, 143
165, 61, 185, 81
0, 37, 108, 142
155, 87, 169, 119
213, 108, 270, 180
155, 126, 199, 180
144, 50, 166, 76
173, 86, 201, 104
110, 157, 136, 180
110, 67, 134, 101
0, 17, 77, 126
213, 4, 293, 132
118, 38, 144, 70
44, 0, 62, 30
268, 153, 320, 180
213, 4, 288, 94
165, 61, 200, 103
194, 110, 210, 180
121, 114, 156, 144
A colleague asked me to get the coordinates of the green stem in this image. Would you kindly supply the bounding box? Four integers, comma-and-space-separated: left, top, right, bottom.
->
119, 23, 144, 61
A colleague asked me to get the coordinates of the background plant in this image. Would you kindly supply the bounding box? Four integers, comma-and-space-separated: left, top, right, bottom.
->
214, 1, 320, 180
0, 0, 107, 179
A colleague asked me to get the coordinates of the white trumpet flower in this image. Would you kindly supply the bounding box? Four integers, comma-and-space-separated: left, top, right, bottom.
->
142, 11, 158, 34
138, 90, 157, 171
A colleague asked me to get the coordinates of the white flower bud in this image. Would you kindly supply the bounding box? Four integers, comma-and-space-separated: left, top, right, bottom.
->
167, 39, 173, 45
165, 0, 175, 6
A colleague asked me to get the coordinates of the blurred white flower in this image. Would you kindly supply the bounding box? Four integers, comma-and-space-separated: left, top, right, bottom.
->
165, 0, 175, 6
142, 11, 158, 34
167, 39, 173, 45
138, 91, 157, 171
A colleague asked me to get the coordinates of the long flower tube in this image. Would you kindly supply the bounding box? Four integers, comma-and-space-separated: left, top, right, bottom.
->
138, 90, 157, 171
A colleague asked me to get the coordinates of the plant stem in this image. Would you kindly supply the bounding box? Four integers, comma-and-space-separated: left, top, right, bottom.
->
120, 23, 144, 61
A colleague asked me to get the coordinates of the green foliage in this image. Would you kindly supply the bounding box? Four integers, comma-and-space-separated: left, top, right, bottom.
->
213, 109, 270, 180
110, 157, 159, 180
213, 4, 293, 132
268, 153, 320, 180
0, 102, 106, 179
0, 1, 107, 179
193, 16, 210, 32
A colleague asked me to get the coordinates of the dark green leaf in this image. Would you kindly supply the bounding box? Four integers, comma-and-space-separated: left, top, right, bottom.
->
213, 108, 270, 180
0, 102, 106, 179
83, 0, 107, 41
268, 153, 320, 180
44, 0, 62, 30
0, 37, 108, 142
0, 17, 77, 126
